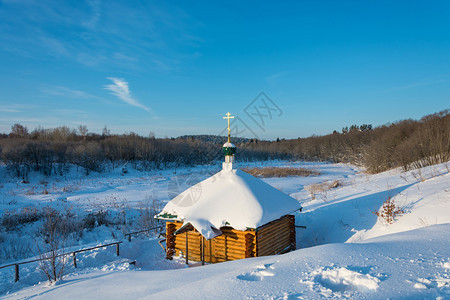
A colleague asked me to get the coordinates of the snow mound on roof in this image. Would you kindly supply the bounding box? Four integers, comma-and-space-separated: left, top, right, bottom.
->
157, 168, 300, 239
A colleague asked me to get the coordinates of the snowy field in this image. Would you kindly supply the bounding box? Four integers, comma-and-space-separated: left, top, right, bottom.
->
1, 160, 449, 299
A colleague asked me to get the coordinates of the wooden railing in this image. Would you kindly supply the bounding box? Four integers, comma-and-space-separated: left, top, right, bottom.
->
125, 225, 164, 242
0, 241, 122, 282
1, 226, 165, 283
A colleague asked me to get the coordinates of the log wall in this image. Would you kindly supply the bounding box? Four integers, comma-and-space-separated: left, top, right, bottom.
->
256, 215, 296, 256
165, 215, 295, 263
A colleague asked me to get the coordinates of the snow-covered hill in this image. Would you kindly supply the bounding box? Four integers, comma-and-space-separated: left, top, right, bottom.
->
1, 161, 449, 299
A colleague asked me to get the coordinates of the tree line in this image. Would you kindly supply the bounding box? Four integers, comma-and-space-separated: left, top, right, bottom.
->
0, 110, 448, 179
244, 110, 449, 173
0, 124, 282, 180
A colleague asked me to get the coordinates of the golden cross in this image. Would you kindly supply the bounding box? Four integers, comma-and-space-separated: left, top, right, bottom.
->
223, 112, 234, 142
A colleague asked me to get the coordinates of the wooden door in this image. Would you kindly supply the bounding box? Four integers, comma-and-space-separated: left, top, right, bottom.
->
201, 237, 217, 263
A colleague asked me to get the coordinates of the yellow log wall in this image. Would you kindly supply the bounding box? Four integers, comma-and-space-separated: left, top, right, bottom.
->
165, 215, 295, 263
256, 215, 296, 257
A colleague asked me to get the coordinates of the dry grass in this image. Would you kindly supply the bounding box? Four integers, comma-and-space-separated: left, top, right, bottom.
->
241, 166, 320, 178
305, 180, 342, 201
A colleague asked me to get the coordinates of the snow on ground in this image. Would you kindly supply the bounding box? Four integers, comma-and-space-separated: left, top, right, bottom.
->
4, 225, 449, 299
1, 160, 449, 299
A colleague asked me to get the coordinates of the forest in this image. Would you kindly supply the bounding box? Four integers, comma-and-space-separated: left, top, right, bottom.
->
0, 110, 448, 179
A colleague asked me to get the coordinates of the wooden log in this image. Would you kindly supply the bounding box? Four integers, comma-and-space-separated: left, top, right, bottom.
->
260, 238, 288, 251
258, 222, 290, 236
215, 241, 253, 249
257, 224, 290, 236
176, 237, 201, 243
259, 237, 290, 248
258, 234, 291, 248
258, 239, 290, 256
215, 250, 245, 257
215, 253, 244, 260
214, 240, 246, 248
214, 246, 247, 254
214, 248, 245, 256
257, 233, 290, 246
260, 245, 287, 256
258, 244, 281, 256
220, 231, 254, 239
175, 240, 200, 246
258, 219, 290, 234
257, 228, 290, 241
215, 247, 246, 255
257, 231, 290, 243
175, 241, 201, 247
215, 236, 246, 243
257, 216, 289, 232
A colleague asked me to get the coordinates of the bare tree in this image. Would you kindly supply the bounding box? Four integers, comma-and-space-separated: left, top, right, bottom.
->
37, 208, 67, 283
78, 125, 88, 141
11, 123, 28, 138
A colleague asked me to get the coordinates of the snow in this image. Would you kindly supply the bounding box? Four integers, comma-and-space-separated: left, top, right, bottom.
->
4, 225, 450, 299
156, 165, 300, 239
223, 142, 236, 148
1, 160, 449, 299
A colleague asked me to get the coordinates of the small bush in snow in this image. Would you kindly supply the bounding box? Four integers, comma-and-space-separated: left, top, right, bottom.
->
82, 210, 112, 230
1, 207, 43, 230
136, 198, 161, 234
373, 196, 405, 224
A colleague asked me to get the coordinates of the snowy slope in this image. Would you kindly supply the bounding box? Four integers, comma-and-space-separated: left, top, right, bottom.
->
1, 161, 449, 299
5, 225, 449, 299
295, 162, 450, 247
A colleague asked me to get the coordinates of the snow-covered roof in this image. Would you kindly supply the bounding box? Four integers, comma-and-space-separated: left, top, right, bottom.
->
223, 142, 236, 148
156, 164, 301, 239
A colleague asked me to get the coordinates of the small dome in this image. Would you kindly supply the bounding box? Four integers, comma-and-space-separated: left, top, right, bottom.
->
223, 142, 236, 156
223, 142, 236, 148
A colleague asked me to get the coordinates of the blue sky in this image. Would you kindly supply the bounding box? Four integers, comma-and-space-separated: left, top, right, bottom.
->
0, 0, 449, 140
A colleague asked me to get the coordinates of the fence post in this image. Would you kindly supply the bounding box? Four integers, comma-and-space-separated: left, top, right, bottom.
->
14, 264, 19, 282
73, 253, 77, 268
116, 243, 120, 256
201, 237, 205, 266
185, 231, 189, 265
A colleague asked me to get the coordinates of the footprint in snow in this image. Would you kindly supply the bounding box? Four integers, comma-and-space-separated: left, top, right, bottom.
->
237, 263, 275, 281
413, 276, 450, 292
310, 266, 380, 292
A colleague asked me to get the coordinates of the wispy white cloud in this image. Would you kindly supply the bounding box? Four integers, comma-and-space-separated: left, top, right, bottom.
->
104, 77, 150, 112
0, 107, 20, 113
82, 0, 102, 29
41, 85, 103, 100
384, 74, 450, 92
0, 1, 201, 72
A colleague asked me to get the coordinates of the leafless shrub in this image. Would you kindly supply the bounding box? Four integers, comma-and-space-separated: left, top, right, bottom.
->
37, 208, 68, 283
1, 206, 43, 231
241, 166, 320, 178
372, 196, 405, 224
136, 197, 162, 234
82, 210, 112, 230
